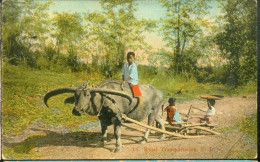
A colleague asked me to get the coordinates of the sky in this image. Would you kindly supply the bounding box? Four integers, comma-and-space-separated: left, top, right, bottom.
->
46, 0, 222, 64
48, 0, 221, 20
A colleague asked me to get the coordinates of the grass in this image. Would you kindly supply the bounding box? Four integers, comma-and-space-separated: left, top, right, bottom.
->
2, 62, 104, 138
2, 62, 106, 159
3, 135, 46, 159
233, 114, 257, 159
236, 114, 257, 142
217, 114, 257, 159
139, 68, 228, 102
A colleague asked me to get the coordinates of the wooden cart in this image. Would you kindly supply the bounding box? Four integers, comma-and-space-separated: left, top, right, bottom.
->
163, 94, 224, 136
164, 105, 219, 136
121, 95, 223, 138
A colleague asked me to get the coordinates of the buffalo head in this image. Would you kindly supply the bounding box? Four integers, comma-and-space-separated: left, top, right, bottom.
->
43, 81, 132, 116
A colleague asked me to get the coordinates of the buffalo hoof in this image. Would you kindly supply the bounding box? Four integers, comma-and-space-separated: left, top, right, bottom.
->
138, 137, 148, 144
113, 146, 122, 153
139, 138, 147, 144
140, 140, 147, 144
96, 141, 107, 147
159, 134, 165, 140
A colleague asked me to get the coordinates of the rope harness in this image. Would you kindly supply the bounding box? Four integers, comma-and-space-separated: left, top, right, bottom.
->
96, 94, 121, 117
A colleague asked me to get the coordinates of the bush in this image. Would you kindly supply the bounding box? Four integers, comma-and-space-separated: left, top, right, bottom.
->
236, 114, 257, 143
195, 65, 215, 83
138, 65, 226, 101
233, 114, 257, 158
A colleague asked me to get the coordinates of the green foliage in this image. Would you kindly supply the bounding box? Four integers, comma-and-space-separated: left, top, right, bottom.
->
3, 135, 45, 159
85, 0, 156, 77
217, 114, 257, 159
52, 12, 83, 47
21, 0, 53, 45
138, 65, 226, 102
195, 64, 234, 85
158, 0, 210, 73
224, 80, 256, 97
2, 0, 24, 65
2, 62, 103, 138
3, 0, 53, 66
233, 114, 257, 158
217, 125, 237, 134
234, 149, 257, 159
3, 0, 257, 88
215, 0, 257, 85
236, 114, 257, 143
196, 65, 216, 83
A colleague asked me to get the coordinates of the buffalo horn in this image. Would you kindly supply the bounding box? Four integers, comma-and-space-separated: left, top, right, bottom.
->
88, 88, 132, 104
43, 87, 77, 107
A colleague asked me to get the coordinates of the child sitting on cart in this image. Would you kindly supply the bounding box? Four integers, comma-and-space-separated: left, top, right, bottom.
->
202, 99, 215, 123
189, 99, 215, 124
163, 97, 183, 124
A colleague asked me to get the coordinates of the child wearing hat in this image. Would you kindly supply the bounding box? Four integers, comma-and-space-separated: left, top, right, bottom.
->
189, 99, 216, 124
202, 99, 215, 124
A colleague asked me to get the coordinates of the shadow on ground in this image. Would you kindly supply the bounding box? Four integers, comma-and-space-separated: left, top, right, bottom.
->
2, 127, 144, 154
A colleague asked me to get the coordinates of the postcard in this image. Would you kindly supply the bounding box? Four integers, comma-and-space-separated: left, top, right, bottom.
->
1, 0, 257, 160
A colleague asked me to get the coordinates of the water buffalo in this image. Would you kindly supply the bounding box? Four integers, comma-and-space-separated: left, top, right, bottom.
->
43, 80, 165, 152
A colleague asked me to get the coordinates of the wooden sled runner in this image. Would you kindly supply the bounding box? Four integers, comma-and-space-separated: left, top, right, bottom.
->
121, 108, 219, 140
120, 95, 222, 139
162, 102, 221, 136
121, 114, 204, 139
162, 94, 224, 136
164, 122, 219, 136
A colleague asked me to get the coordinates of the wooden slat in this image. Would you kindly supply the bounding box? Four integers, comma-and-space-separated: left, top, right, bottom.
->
193, 126, 220, 135
121, 123, 146, 133
164, 125, 181, 130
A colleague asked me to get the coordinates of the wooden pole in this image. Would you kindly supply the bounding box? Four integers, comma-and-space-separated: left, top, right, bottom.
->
121, 123, 146, 133
190, 106, 206, 112
186, 105, 193, 124
122, 114, 203, 139
193, 126, 220, 135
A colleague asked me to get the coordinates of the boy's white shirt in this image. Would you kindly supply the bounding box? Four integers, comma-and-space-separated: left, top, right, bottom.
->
206, 106, 215, 115
122, 62, 138, 85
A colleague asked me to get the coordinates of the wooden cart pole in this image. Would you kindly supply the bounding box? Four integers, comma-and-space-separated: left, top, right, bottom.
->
190, 106, 206, 112
186, 105, 193, 124
122, 114, 203, 139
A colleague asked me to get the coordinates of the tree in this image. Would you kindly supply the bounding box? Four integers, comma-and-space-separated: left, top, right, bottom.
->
52, 12, 84, 53
50, 12, 84, 71
85, 0, 156, 77
215, 0, 256, 85
21, 0, 53, 47
3, 0, 52, 65
158, 0, 210, 73
3, 0, 24, 64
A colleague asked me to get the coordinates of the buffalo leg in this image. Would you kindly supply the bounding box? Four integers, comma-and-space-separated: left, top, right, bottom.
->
113, 120, 122, 153
97, 122, 108, 147
140, 113, 156, 143
155, 114, 165, 140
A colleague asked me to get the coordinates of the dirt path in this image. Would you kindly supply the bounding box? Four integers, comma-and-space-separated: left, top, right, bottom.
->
2, 95, 257, 159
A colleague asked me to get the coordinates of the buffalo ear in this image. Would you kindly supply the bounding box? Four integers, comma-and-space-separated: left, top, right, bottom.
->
84, 80, 88, 88
79, 80, 88, 89
64, 96, 75, 104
